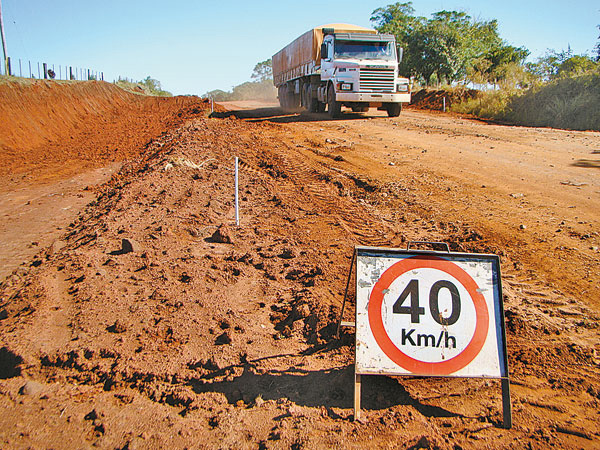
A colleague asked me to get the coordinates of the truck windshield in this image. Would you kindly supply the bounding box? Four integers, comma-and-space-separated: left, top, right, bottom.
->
334, 40, 395, 61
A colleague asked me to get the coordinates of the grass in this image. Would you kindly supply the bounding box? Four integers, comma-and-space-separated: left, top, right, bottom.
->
453, 70, 600, 131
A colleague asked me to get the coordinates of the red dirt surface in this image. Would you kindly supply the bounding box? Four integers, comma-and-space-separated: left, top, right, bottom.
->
0, 80, 214, 188
410, 88, 479, 111
0, 85, 599, 449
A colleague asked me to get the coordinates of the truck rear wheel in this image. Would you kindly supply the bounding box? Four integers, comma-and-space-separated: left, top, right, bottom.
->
387, 103, 402, 117
278, 86, 286, 110
327, 85, 341, 118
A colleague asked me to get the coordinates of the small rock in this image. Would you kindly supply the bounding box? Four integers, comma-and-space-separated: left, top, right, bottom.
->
107, 320, 127, 333
288, 404, 304, 417
389, 162, 395, 166
510, 193, 524, 198
519, 224, 526, 230
179, 273, 192, 283
295, 304, 311, 319
414, 435, 432, 449
215, 331, 232, 345
209, 225, 233, 244
19, 380, 45, 396
278, 248, 296, 259
84, 409, 98, 421
110, 238, 141, 255
0, 309, 8, 320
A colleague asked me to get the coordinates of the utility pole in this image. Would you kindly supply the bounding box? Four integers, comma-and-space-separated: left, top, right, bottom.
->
0, 0, 8, 75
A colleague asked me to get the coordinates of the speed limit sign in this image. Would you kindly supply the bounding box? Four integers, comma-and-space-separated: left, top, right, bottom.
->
350, 245, 510, 425
356, 246, 507, 377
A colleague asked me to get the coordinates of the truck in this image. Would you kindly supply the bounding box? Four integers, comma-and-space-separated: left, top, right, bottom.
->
272, 23, 411, 118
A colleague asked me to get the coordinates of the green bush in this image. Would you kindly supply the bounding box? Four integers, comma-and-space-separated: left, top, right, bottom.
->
114, 76, 172, 97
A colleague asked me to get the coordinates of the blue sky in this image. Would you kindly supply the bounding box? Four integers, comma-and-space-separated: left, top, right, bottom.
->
1, 1, 598, 95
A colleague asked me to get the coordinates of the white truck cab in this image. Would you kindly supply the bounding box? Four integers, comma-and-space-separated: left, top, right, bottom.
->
318, 32, 410, 116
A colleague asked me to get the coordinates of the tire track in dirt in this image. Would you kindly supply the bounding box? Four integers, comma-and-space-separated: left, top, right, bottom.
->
241, 137, 399, 248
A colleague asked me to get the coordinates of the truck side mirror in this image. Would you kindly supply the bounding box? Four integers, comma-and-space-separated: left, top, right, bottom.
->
321, 43, 328, 60
397, 45, 404, 63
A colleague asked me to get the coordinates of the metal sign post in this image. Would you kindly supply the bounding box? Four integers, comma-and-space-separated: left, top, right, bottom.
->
345, 244, 511, 427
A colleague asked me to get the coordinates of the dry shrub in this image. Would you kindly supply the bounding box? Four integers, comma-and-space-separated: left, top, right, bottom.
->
453, 70, 600, 131
452, 89, 513, 119
506, 72, 600, 130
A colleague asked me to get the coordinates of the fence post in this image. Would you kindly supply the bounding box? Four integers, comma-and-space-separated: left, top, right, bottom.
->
19, 58, 21, 77
28, 60, 31, 78
6, 55, 10, 75
43, 62, 48, 79
37, 62, 40, 79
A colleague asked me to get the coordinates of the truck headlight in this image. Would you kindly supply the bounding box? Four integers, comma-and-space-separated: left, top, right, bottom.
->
397, 83, 409, 92
338, 82, 353, 91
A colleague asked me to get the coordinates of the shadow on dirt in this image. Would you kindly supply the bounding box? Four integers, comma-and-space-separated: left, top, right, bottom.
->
572, 159, 600, 169
0, 347, 23, 379
189, 363, 461, 417
211, 107, 383, 124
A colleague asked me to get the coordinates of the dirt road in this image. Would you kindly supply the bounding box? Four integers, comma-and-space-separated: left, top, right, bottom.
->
0, 87, 599, 449
223, 101, 600, 307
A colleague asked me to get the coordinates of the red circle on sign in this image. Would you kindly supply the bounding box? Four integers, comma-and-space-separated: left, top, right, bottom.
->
368, 255, 489, 375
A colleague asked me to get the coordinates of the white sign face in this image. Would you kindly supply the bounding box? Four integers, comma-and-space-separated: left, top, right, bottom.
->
355, 248, 507, 378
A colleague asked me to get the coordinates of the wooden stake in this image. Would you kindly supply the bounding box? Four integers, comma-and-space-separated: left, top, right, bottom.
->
354, 373, 362, 421
501, 377, 512, 429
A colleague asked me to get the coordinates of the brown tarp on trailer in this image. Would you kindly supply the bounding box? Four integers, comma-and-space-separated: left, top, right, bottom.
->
272, 23, 377, 86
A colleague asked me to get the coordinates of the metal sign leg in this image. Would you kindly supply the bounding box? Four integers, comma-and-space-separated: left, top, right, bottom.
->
336, 249, 356, 338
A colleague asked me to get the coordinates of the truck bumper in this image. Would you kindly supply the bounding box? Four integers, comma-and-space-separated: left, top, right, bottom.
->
336, 92, 411, 103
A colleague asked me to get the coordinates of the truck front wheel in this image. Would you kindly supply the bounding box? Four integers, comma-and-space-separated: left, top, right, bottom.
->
387, 103, 402, 117
328, 85, 341, 118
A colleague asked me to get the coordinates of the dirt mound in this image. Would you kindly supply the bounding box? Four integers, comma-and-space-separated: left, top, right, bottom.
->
0, 89, 598, 448
0, 79, 214, 187
410, 88, 479, 111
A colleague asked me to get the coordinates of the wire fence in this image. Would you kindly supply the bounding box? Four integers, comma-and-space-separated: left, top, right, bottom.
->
0, 56, 104, 81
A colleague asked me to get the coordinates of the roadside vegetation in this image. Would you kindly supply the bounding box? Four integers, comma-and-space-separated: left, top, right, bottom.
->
114, 76, 173, 97
372, 2, 600, 130
203, 59, 277, 102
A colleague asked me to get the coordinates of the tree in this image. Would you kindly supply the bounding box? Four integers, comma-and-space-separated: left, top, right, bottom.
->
370, 2, 520, 86
484, 45, 530, 86
371, 3, 427, 81
251, 59, 272, 82
527, 48, 597, 81
557, 55, 598, 77
140, 76, 172, 96
595, 25, 600, 62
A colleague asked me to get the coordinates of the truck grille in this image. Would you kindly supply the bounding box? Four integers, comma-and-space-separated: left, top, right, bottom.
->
359, 68, 395, 92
